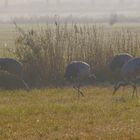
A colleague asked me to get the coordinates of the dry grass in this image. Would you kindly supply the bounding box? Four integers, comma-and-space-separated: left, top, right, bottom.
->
1, 23, 140, 86
0, 87, 140, 140
14, 23, 140, 86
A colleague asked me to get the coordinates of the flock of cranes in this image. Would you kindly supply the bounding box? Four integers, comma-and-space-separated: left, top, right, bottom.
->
65, 53, 140, 98
0, 52, 140, 98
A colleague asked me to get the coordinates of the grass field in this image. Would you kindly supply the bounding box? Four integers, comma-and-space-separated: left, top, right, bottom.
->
1, 23, 140, 139
0, 87, 140, 140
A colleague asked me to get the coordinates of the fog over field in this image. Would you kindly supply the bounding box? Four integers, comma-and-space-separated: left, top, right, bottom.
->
0, 0, 140, 22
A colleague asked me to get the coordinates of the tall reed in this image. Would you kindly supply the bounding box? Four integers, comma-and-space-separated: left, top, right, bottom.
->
14, 24, 140, 87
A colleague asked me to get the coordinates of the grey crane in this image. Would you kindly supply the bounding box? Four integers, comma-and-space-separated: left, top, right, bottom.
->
110, 53, 133, 74
110, 53, 133, 83
113, 57, 140, 98
0, 58, 29, 91
64, 61, 96, 97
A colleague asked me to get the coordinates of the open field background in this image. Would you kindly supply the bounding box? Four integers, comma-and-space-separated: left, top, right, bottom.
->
1, 24, 140, 139
0, 87, 140, 140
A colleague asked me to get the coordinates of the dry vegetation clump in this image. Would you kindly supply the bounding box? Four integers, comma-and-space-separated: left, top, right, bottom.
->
14, 24, 140, 87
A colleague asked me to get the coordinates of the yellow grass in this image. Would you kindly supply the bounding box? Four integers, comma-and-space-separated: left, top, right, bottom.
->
0, 87, 140, 140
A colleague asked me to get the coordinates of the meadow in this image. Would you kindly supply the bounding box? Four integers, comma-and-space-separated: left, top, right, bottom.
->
1, 23, 140, 139
0, 87, 140, 140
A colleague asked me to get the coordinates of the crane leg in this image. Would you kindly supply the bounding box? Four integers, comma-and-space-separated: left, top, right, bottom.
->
113, 82, 120, 95
16, 75, 30, 91
77, 83, 84, 97
73, 84, 84, 98
78, 86, 84, 97
21, 79, 30, 91
131, 83, 138, 98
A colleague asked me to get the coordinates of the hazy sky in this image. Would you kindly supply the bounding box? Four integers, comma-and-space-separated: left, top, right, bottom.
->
0, 0, 140, 21
0, 0, 139, 5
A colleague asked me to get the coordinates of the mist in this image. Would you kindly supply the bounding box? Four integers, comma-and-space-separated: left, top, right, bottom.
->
0, 0, 140, 23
